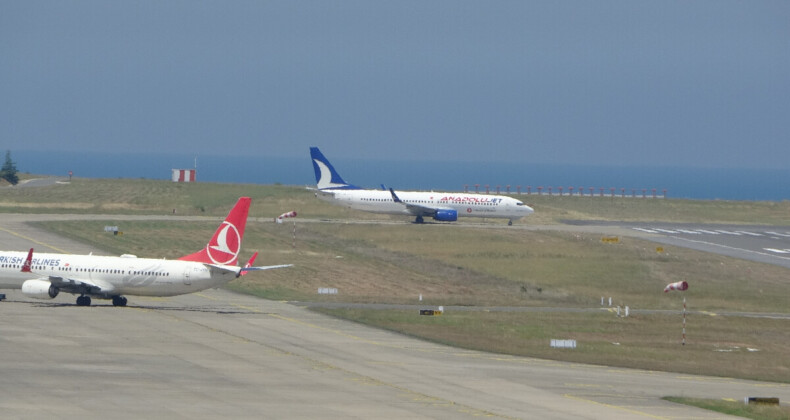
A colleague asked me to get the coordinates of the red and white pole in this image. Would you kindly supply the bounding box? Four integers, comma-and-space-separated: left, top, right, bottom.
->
664, 281, 689, 346
682, 297, 687, 346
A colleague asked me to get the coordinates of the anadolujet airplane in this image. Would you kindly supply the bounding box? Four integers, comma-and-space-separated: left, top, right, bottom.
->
311, 147, 534, 225
0, 197, 291, 306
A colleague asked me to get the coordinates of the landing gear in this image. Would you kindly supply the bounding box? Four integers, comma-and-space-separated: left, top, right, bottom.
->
112, 296, 128, 307
415, 215, 424, 224
508, 219, 513, 226
76, 295, 92, 306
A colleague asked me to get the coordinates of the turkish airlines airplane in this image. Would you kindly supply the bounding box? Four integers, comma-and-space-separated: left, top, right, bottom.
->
311, 147, 534, 225
0, 197, 290, 306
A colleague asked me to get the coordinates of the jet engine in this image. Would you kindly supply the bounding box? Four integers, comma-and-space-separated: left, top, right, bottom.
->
21, 279, 59, 299
433, 209, 458, 222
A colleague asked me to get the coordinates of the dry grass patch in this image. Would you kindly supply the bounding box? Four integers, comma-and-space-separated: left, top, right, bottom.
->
317, 309, 790, 383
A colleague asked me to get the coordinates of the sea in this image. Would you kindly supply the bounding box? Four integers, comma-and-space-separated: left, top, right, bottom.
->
9, 150, 790, 201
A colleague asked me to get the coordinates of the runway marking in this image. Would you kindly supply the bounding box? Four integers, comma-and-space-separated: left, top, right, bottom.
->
668, 236, 790, 261
0, 226, 71, 253
231, 304, 261, 313
715, 230, 741, 236
765, 231, 790, 238
764, 248, 790, 254
563, 393, 670, 419
564, 383, 615, 389
654, 228, 679, 234
633, 228, 658, 233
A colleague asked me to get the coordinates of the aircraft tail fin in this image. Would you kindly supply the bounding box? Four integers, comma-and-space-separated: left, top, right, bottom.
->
178, 197, 250, 265
310, 147, 360, 190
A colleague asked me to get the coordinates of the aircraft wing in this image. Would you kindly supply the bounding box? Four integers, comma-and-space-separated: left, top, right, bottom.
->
21, 248, 117, 296
388, 188, 446, 217
47, 275, 117, 297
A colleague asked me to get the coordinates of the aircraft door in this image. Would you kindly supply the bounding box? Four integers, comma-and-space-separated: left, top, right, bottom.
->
183, 268, 192, 285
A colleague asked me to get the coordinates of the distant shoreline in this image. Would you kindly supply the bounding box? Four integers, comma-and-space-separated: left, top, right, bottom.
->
10, 150, 790, 201
9, 173, 789, 203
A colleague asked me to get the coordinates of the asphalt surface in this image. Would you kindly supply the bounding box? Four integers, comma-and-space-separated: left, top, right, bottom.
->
565, 220, 790, 269
4, 287, 788, 420
1, 214, 789, 419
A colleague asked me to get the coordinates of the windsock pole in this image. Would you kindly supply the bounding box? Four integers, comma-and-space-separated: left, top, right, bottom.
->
664, 281, 689, 346
682, 297, 686, 346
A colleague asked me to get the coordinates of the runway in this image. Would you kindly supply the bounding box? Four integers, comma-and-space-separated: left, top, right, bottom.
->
1, 215, 789, 419
5, 213, 789, 269
564, 221, 790, 269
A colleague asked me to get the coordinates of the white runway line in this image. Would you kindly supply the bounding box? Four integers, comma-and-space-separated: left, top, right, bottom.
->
653, 228, 679, 234
676, 229, 701, 234
632, 227, 657, 233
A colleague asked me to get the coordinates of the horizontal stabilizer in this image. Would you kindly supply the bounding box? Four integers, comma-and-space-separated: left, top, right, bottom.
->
240, 264, 293, 273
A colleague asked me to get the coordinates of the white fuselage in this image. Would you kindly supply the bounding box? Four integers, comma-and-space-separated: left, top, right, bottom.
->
317, 189, 533, 220
0, 251, 237, 297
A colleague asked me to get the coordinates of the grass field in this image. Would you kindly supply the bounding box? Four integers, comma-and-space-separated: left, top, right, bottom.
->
4, 177, 790, 384
5, 176, 790, 224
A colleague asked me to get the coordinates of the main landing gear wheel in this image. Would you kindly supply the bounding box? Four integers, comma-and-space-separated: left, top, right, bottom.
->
508, 219, 513, 226
415, 215, 424, 224
112, 296, 128, 307
76, 295, 91, 306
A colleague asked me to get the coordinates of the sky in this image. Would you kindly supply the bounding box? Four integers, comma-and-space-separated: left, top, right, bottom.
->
1, 1, 788, 169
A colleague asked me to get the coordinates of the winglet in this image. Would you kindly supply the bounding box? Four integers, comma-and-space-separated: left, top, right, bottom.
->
21, 248, 33, 273
238, 252, 259, 277
389, 188, 403, 204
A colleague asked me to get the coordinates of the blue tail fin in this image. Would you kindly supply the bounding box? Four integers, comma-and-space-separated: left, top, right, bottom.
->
310, 147, 360, 190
